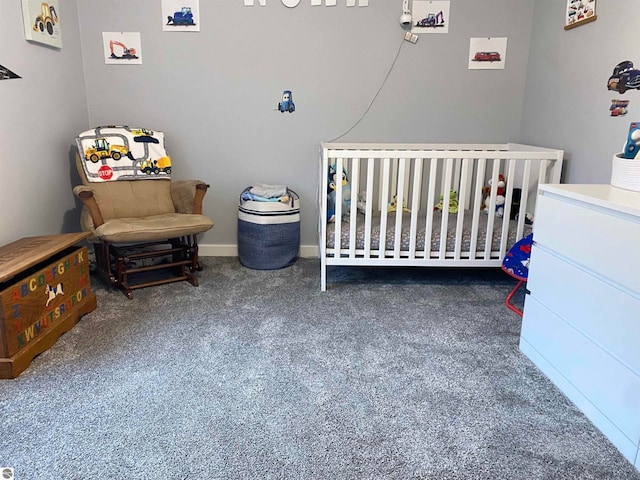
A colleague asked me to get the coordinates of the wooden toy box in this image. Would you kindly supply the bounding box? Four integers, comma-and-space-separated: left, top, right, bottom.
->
0, 233, 97, 378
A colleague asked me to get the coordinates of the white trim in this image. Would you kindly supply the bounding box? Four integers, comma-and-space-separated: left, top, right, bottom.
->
238, 210, 300, 224
199, 244, 318, 258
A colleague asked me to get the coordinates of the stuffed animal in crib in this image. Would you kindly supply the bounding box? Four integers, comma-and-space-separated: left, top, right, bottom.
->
387, 195, 411, 213
327, 164, 351, 223
482, 174, 506, 217
435, 190, 459, 214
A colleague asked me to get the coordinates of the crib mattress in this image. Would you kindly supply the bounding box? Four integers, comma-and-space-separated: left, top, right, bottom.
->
326, 210, 529, 253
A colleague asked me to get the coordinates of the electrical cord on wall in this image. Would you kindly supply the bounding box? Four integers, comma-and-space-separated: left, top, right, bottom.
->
327, 37, 407, 143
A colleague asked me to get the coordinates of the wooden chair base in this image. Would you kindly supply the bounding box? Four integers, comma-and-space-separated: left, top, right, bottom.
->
93, 235, 202, 298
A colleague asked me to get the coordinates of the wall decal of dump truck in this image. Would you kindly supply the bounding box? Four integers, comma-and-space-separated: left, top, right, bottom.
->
84, 138, 129, 163
140, 157, 172, 175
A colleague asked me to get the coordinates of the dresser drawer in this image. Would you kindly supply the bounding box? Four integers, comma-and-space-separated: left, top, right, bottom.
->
534, 192, 640, 294
521, 296, 640, 446
527, 245, 640, 375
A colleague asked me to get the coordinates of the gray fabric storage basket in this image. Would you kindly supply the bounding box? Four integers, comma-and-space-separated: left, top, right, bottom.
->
237, 187, 300, 269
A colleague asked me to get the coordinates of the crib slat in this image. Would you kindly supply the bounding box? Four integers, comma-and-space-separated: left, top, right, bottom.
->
391, 159, 398, 207
469, 158, 486, 258
516, 160, 532, 240
453, 158, 472, 260
403, 160, 411, 198
320, 147, 329, 291
462, 160, 473, 211
348, 157, 359, 258
483, 159, 502, 260
499, 159, 517, 257
364, 159, 375, 257
539, 159, 551, 185
453, 158, 462, 199
334, 157, 344, 255
439, 158, 454, 259
409, 158, 423, 258
393, 158, 407, 258
424, 158, 439, 258
379, 158, 391, 256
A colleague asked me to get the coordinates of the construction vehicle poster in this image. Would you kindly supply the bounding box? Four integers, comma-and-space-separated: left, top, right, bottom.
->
75, 126, 171, 183
102, 32, 142, 65
21, 0, 62, 48
411, 0, 450, 34
162, 0, 200, 32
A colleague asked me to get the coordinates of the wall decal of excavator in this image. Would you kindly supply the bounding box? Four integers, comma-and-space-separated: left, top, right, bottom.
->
32, 2, 58, 36
109, 40, 138, 60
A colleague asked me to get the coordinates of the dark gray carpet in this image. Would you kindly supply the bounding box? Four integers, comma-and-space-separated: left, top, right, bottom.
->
1, 257, 638, 480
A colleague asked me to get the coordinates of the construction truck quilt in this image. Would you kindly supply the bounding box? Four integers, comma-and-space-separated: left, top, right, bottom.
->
76, 126, 171, 182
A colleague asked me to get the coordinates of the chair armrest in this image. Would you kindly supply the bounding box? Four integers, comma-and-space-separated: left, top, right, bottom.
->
171, 180, 210, 214
73, 186, 105, 227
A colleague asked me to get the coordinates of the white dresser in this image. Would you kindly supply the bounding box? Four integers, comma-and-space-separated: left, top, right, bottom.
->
520, 184, 640, 469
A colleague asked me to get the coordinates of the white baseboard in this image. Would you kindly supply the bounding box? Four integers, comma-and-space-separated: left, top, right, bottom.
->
199, 244, 318, 258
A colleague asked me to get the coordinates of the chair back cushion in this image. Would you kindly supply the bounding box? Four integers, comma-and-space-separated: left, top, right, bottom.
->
76, 154, 176, 219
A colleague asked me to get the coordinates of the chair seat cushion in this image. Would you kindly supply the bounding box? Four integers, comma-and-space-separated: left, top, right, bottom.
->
94, 213, 213, 243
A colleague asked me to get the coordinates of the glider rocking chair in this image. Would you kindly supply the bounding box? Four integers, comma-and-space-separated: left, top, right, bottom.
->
73, 126, 214, 298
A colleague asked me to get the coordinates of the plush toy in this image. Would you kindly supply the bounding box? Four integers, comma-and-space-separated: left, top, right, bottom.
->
435, 190, 459, 214
327, 164, 351, 223
387, 195, 411, 213
483, 174, 506, 217
515, 212, 534, 225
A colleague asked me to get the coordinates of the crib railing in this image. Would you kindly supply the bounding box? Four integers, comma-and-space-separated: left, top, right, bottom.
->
319, 143, 564, 291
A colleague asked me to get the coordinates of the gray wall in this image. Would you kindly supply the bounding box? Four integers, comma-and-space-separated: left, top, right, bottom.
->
521, 0, 640, 184
76, 0, 536, 248
0, 0, 89, 247
10, 1, 623, 251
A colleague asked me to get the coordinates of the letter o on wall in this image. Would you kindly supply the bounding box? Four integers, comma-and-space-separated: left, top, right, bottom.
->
282, 0, 301, 6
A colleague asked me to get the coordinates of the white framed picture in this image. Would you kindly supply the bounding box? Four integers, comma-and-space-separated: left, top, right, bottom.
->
162, 0, 200, 32
21, 0, 62, 48
102, 32, 142, 65
468, 37, 507, 70
411, 1, 450, 34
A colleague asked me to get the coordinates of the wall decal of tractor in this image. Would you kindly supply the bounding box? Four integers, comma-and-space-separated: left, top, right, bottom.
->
83, 138, 129, 163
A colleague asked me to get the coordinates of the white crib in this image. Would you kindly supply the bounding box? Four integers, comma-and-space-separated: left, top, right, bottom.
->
319, 143, 564, 291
